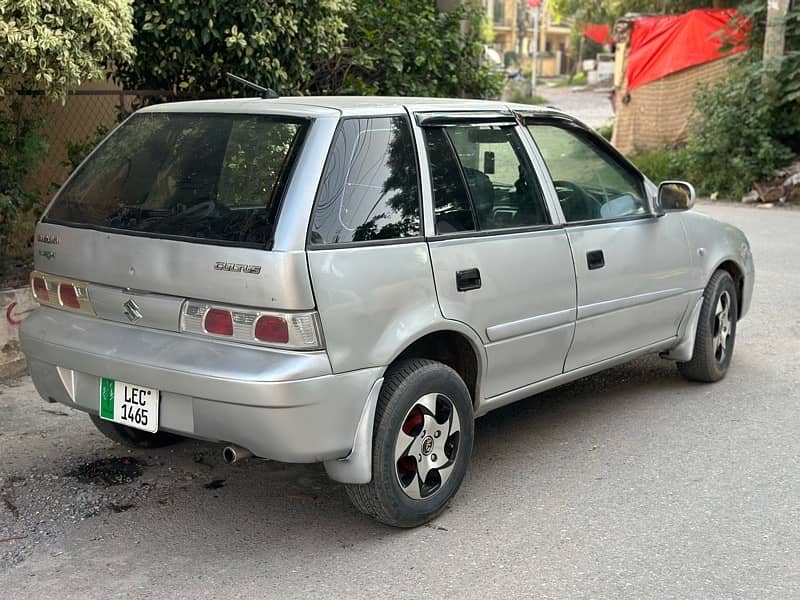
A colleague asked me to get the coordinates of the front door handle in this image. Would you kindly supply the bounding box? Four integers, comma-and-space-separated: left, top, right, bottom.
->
586, 249, 605, 270
456, 268, 482, 292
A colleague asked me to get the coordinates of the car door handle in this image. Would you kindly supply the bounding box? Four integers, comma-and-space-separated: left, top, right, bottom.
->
586, 250, 605, 270
456, 268, 482, 292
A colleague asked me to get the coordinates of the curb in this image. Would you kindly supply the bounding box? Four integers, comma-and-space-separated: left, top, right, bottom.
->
1, 285, 36, 379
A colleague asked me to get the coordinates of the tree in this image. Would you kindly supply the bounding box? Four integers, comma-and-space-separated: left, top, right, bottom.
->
0, 0, 135, 98
550, 0, 742, 24
0, 0, 135, 264
763, 0, 790, 62
116, 0, 351, 97
310, 0, 501, 98
679, 1, 800, 197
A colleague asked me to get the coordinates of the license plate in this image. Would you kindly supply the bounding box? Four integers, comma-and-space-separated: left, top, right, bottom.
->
99, 378, 160, 433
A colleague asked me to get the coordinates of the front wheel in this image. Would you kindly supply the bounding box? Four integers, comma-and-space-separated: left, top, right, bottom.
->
345, 359, 474, 528
678, 270, 739, 382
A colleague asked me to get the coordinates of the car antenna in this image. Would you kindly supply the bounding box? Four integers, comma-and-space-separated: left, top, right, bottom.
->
225, 72, 279, 99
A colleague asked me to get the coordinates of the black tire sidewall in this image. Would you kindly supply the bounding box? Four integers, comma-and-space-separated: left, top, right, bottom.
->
371, 361, 474, 526
699, 272, 739, 379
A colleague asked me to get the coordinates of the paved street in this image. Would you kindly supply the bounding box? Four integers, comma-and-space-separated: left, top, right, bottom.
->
540, 85, 615, 128
1, 203, 798, 599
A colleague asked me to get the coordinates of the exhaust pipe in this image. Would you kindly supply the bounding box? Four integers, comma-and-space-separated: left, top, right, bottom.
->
222, 445, 253, 464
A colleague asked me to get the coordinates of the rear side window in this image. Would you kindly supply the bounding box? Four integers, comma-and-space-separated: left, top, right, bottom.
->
46, 113, 307, 246
309, 116, 421, 246
424, 128, 476, 234
424, 124, 550, 234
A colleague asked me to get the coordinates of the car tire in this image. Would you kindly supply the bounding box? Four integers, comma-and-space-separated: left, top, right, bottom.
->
678, 270, 739, 383
89, 414, 184, 449
345, 358, 474, 528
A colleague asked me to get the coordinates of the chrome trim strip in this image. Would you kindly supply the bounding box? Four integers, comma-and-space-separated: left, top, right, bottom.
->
486, 307, 574, 343
577, 288, 687, 320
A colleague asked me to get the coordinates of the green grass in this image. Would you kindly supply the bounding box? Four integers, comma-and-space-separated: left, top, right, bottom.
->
506, 87, 549, 105
570, 72, 587, 86
595, 121, 613, 141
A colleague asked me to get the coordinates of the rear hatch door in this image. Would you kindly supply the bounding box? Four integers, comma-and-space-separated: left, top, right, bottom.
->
36, 109, 320, 330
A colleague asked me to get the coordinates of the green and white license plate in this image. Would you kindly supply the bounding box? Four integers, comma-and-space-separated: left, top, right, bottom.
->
99, 378, 160, 433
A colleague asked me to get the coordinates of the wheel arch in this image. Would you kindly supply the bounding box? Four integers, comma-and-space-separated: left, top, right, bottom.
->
389, 326, 486, 409
324, 324, 486, 485
711, 258, 745, 320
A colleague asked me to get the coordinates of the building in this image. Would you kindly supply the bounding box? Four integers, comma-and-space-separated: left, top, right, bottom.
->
486, 0, 573, 76
610, 9, 745, 153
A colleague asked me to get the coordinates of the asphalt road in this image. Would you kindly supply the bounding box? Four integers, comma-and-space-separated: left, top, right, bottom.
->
1, 203, 798, 599
539, 85, 615, 128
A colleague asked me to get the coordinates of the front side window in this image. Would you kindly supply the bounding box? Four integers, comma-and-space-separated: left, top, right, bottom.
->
439, 125, 550, 231
527, 124, 647, 223
47, 113, 306, 246
309, 116, 421, 246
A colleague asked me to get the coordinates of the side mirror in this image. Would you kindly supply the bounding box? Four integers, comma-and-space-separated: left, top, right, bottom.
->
658, 181, 696, 212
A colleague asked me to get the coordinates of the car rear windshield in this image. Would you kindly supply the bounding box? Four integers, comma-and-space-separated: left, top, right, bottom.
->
45, 112, 308, 246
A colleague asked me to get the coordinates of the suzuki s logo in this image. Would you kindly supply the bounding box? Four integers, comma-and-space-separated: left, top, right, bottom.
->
123, 298, 143, 323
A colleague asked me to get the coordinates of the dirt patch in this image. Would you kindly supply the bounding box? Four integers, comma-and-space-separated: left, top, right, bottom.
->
67, 457, 144, 486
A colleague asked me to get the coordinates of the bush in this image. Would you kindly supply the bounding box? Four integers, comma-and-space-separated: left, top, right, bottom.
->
595, 121, 613, 141
116, 0, 351, 97
310, 0, 502, 98
119, 0, 501, 100
570, 71, 587, 85
0, 101, 48, 257
0, 0, 135, 99
680, 2, 800, 197
627, 148, 689, 184
0, 0, 135, 263
505, 85, 549, 105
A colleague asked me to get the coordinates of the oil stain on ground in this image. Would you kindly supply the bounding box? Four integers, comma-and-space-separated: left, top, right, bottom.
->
66, 457, 144, 486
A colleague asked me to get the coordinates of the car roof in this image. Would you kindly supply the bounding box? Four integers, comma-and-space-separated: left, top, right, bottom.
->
140, 95, 571, 120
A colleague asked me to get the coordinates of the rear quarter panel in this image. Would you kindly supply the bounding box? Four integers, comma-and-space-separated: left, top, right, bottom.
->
307, 243, 484, 374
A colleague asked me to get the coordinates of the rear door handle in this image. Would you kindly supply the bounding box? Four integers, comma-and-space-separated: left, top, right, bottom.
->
586, 249, 605, 270
456, 268, 482, 292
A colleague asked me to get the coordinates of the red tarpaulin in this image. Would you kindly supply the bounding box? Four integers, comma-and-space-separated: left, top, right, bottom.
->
625, 9, 747, 91
582, 24, 612, 45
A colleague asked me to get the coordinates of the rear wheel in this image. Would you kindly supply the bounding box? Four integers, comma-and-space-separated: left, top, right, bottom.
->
345, 359, 474, 528
89, 414, 183, 449
678, 270, 738, 383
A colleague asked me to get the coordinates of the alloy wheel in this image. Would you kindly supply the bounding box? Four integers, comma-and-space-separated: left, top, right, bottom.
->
394, 393, 461, 500
713, 290, 732, 363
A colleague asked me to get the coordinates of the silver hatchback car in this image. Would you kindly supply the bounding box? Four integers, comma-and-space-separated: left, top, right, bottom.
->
21, 97, 754, 527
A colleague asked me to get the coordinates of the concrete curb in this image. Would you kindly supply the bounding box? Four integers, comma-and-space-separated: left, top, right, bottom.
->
1, 285, 36, 379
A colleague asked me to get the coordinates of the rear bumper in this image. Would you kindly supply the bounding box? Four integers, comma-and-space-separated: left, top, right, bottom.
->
20, 308, 382, 462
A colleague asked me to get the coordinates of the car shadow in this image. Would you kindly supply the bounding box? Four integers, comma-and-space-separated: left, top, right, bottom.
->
53, 354, 693, 556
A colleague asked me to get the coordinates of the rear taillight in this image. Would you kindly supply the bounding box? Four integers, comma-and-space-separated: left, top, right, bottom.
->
204, 308, 234, 336
181, 301, 323, 350
59, 283, 80, 309
255, 315, 289, 344
30, 271, 94, 315
32, 276, 49, 302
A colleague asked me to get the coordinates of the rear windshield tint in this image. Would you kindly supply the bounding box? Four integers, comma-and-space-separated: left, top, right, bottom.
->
46, 112, 308, 246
